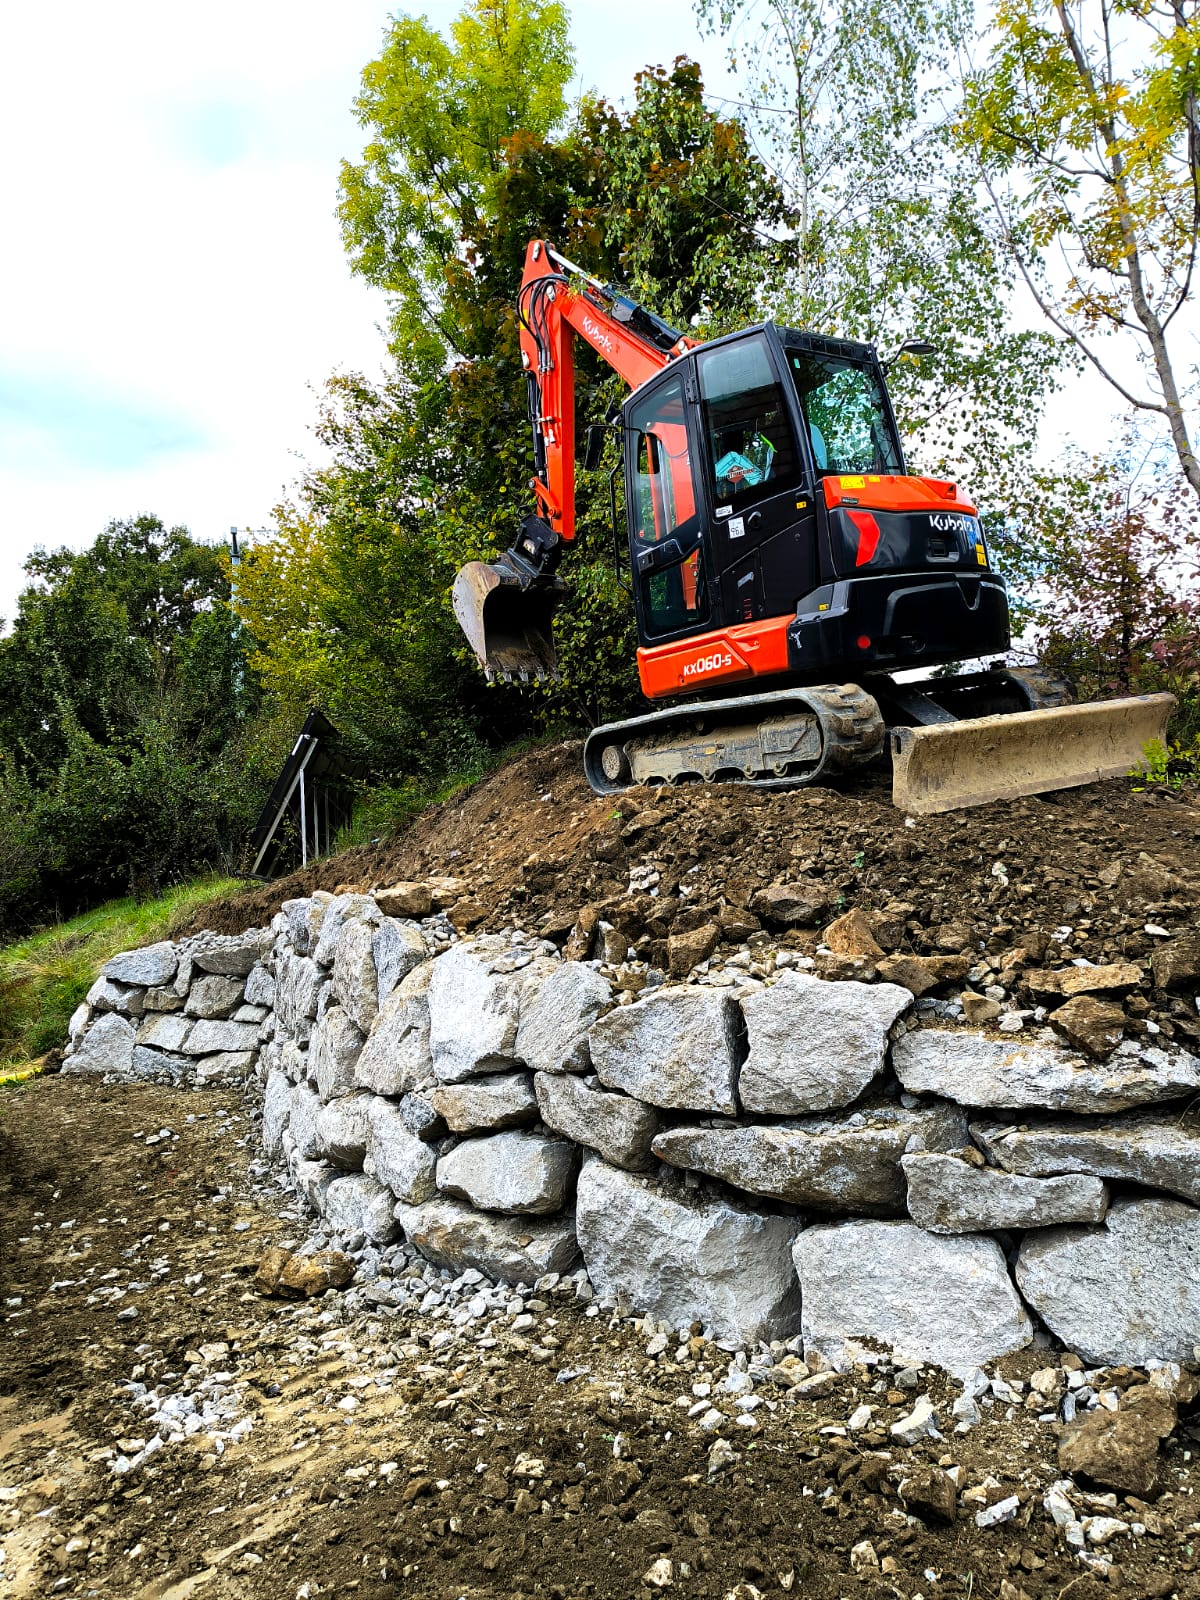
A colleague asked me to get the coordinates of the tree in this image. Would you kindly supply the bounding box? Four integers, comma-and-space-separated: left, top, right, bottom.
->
338, 0, 574, 369
962, 0, 1200, 499
243, 46, 787, 754
1016, 431, 1200, 716
693, 0, 1063, 515
0, 518, 272, 929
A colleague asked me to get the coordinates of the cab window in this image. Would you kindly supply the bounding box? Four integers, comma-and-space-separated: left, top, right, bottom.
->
787, 351, 902, 475
697, 335, 802, 507
627, 375, 707, 638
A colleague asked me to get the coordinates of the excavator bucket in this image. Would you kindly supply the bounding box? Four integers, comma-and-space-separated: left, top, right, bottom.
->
451, 561, 564, 683
890, 693, 1175, 815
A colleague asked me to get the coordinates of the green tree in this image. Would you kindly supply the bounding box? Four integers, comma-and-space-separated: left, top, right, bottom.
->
962, 0, 1200, 499
694, 0, 1062, 513
0, 518, 271, 929
338, 0, 574, 368
244, 48, 786, 752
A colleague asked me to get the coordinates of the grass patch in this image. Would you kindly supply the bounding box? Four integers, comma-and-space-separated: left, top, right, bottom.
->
0, 877, 239, 1072
335, 733, 567, 854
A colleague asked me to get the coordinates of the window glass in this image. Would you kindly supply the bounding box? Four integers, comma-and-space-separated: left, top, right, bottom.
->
787, 352, 902, 476
627, 376, 706, 637
697, 336, 801, 506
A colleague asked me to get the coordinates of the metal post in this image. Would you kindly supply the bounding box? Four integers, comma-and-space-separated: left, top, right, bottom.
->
299, 764, 308, 867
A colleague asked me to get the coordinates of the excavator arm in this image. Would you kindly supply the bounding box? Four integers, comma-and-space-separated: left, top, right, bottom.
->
452, 240, 691, 681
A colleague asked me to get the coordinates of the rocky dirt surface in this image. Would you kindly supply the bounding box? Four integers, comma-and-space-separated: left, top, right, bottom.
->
182, 744, 1200, 1041
4, 1074, 1200, 1600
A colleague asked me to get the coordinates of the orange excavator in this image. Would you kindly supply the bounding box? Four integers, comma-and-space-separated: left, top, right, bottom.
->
452, 239, 1172, 812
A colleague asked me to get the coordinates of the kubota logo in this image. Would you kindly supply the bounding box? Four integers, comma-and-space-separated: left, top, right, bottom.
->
682, 650, 734, 680
582, 315, 615, 353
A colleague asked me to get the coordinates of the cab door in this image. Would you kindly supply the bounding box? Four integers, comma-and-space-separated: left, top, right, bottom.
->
624, 368, 711, 645
694, 331, 818, 624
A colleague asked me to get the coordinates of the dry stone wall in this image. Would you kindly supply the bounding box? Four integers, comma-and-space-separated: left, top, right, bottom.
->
63, 887, 1200, 1375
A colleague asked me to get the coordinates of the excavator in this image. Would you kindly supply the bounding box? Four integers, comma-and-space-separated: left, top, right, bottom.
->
452, 239, 1172, 813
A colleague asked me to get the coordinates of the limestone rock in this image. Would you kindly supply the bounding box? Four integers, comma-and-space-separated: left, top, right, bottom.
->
85, 976, 145, 1016
131, 1045, 192, 1081
195, 1047, 258, 1083
245, 963, 276, 1010
374, 882, 434, 919
1058, 1408, 1164, 1498
309, 1006, 366, 1102
792, 1221, 1032, 1375
136, 1013, 193, 1053
190, 927, 273, 977
314, 1092, 377, 1168
185, 974, 245, 1019
255, 1246, 354, 1299
1058, 963, 1143, 998
535, 1072, 661, 1172
893, 1029, 1200, 1113
1049, 994, 1125, 1060
280, 896, 317, 956
739, 971, 912, 1114
436, 1131, 578, 1215
875, 954, 970, 998
364, 1105, 438, 1204
275, 954, 322, 1042
972, 1111, 1200, 1206
354, 961, 434, 1096
291, 1156, 341, 1214
312, 894, 380, 969
428, 1073, 538, 1134
589, 987, 741, 1114
576, 1160, 801, 1346
515, 960, 612, 1074
141, 986, 183, 1014
182, 1019, 262, 1056
427, 943, 528, 1082
288, 1084, 323, 1160
373, 917, 427, 1008
399, 1089, 445, 1143
823, 908, 885, 960
262, 1070, 294, 1159
748, 878, 834, 927
62, 1012, 135, 1076
395, 1198, 580, 1282
654, 1103, 967, 1213
667, 922, 720, 977
1016, 1197, 1200, 1366
332, 917, 379, 1035
1151, 934, 1200, 991
103, 941, 178, 988
321, 1173, 399, 1243
902, 1152, 1109, 1233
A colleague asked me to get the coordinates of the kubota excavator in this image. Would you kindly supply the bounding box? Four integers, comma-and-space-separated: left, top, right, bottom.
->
452, 239, 1172, 812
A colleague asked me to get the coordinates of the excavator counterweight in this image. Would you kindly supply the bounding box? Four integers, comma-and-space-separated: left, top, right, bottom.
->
451, 237, 1176, 813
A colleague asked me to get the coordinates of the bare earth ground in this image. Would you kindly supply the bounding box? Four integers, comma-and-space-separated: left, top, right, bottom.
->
3, 1075, 1200, 1600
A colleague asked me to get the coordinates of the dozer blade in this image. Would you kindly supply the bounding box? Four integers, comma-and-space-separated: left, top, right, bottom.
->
890, 693, 1175, 815
451, 561, 563, 683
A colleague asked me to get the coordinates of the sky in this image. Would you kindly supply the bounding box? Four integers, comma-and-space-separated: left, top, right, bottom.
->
0, 0, 1130, 624
0, 0, 744, 622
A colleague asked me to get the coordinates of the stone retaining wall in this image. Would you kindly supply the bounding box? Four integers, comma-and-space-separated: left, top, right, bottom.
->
63, 887, 1200, 1374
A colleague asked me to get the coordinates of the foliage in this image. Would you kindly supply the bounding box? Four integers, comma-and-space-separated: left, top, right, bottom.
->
693, 0, 1063, 516
961, 0, 1200, 500
1133, 735, 1200, 791
1003, 429, 1200, 736
0, 875, 238, 1070
245, 29, 784, 759
338, 0, 574, 369
0, 518, 276, 932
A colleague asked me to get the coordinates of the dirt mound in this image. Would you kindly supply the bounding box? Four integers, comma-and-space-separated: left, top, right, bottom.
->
185, 743, 1200, 1037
